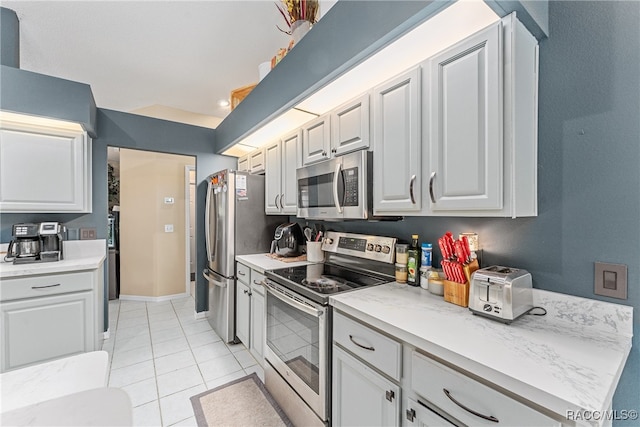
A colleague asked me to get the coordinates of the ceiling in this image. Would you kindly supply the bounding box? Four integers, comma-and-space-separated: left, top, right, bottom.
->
3, 1, 336, 128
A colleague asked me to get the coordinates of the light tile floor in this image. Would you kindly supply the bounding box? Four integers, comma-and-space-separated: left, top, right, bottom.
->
103, 296, 264, 427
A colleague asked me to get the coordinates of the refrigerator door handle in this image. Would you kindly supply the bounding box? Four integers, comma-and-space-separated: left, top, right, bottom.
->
202, 269, 227, 288
205, 181, 211, 258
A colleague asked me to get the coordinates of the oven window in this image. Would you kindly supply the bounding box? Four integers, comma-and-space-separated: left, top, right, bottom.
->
266, 294, 320, 394
298, 173, 335, 209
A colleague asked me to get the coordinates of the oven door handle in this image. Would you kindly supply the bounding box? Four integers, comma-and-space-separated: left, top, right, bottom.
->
265, 284, 321, 317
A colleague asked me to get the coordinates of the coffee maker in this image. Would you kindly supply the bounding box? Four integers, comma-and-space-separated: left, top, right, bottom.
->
5, 222, 64, 264
38, 222, 64, 262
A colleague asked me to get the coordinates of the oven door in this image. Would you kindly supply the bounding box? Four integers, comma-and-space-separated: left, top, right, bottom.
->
264, 279, 328, 421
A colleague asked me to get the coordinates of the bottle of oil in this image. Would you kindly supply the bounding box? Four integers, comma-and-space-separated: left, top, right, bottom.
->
407, 234, 420, 285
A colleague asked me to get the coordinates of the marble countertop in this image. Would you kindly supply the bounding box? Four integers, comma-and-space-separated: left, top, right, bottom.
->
330, 283, 633, 425
1, 351, 109, 412
0, 240, 106, 278
235, 253, 313, 273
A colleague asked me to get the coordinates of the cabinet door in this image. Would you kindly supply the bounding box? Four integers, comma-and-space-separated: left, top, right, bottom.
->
301, 114, 331, 166
264, 141, 282, 214
405, 398, 457, 427
0, 127, 90, 212
237, 155, 249, 172
235, 280, 251, 346
373, 67, 421, 214
428, 22, 503, 211
1, 291, 93, 372
281, 130, 301, 215
331, 94, 370, 156
249, 148, 265, 174
249, 282, 265, 365
333, 345, 400, 426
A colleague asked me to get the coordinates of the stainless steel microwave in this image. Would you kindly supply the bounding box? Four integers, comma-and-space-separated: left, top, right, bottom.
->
297, 150, 372, 220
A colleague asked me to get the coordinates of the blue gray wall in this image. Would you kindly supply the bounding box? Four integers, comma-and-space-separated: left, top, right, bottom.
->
297, 1, 640, 420
0, 7, 19, 67
1, 110, 235, 326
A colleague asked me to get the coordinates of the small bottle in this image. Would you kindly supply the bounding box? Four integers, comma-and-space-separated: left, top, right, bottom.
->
421, 243, 432, 269
407, 234, 420, 285
395, 263, 408, 284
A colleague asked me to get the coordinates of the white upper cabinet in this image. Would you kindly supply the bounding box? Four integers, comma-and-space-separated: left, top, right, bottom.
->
424, 14, 538, 217
264, 141, 283, 214
301, 114, 331, 166
0, 121, 92, 213
372, 67, 422, 214
330, 94, 370, 157
280, 130, 300, 214
249, 148, 265, 174
427, 22, 502, 211
264, 129, 300, 215
237, 155, 249, 172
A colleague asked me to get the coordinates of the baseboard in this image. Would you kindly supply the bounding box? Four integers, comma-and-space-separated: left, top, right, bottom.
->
194, 310, 208, 320
119, 292, 191, 303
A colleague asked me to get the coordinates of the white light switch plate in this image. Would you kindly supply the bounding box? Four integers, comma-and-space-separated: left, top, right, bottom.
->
164, 197, 174, 204
164, 224, 174, 233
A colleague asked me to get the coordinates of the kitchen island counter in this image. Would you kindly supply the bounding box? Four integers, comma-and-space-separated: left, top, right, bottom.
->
330, 283, 633, 426
235, 253, 312, 274
0, 240, 106, 279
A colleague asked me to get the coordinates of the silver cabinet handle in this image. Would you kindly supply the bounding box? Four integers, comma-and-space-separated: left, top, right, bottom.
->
429, 172, 436, 204
443, 388, 499, 423
322, 151, 327, 157
385, 390, 395, 402
32, 283, 61, 290
237, 271, 246, 276
253, 280, 262, 285
274, 194, 280, 210
409, 174, 417, 204
349, 334, 375, 351
280, 193, 285, 210
243, 289, 252, 296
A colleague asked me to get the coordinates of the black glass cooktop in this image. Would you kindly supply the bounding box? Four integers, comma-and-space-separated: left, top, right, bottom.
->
265, 263, 390, 304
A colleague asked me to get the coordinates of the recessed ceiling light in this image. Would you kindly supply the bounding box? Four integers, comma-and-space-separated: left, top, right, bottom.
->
218, 99, 230, 107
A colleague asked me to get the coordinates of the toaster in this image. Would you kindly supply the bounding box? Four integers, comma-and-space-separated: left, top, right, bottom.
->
469, 266, 533, 323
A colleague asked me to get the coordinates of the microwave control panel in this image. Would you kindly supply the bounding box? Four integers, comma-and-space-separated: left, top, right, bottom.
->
343, 167, 359, 206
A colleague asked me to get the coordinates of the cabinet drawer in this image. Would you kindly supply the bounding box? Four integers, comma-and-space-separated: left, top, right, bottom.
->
333, 311, 401, 381
236, 263, 250, 285
411, 351, 560, 426
251, 271, 266, 296
0, 271, 93, 302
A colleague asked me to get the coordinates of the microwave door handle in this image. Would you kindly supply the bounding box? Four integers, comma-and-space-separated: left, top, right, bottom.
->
333, 162, 343, 213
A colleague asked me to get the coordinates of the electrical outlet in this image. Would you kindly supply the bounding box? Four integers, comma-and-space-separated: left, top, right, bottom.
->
164, 224, 174, 233
594, 262, 627, 299
80, 228, 97, 240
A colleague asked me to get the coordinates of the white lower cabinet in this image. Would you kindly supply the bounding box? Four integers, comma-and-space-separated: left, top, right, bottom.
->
235, 262, 266, 366
235, 280, 251, 347
410, 351, 560, 427
249, 272, 266, 364
333, 345, 400, 426
0, 268, 103, 373
405, 398, 457, 427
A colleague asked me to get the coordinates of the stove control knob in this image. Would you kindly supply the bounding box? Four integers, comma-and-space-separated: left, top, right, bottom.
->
374, 244, 382, 252
366, 243, 374, 251
324, 238, 334, 245
382, 245, 391, 254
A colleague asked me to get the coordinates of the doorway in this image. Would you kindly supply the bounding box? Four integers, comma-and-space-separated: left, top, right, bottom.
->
109, 147, 196, 301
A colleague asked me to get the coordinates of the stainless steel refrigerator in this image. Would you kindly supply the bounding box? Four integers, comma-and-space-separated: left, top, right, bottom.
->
203, 169, 285, 343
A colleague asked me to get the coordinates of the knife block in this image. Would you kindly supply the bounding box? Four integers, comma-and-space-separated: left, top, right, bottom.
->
463, 259, 480, 283
443, 280, 470, 307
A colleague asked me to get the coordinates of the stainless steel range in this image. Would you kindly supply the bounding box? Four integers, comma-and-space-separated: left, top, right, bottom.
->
263, 231, 396, 426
